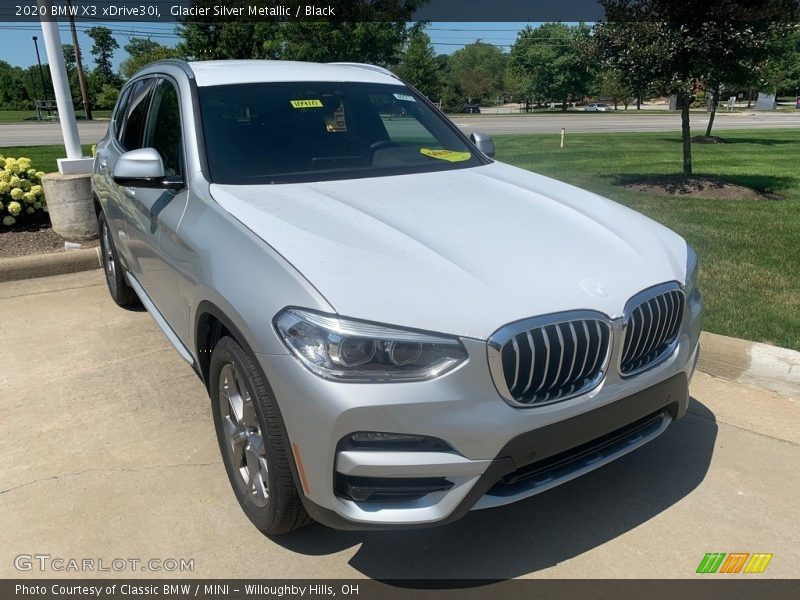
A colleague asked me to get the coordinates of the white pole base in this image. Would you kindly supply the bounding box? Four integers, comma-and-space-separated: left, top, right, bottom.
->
57, 157, 94, 175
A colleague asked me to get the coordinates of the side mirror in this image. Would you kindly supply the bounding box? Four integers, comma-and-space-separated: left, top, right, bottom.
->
113, 148, 183, 189
470, 131, 496, 158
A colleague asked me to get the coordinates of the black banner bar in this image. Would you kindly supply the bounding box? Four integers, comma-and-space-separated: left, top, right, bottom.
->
3, 0, 797, 23
0, 0, 606, 23
3, 579, 800, 600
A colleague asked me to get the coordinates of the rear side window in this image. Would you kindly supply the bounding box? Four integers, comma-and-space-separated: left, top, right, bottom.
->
111, 86, 131, 140
144, 79, 183, 177
120, 79, 154, 151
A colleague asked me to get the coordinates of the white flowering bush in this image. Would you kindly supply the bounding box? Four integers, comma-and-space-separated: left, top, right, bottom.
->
0, 156, 47, 228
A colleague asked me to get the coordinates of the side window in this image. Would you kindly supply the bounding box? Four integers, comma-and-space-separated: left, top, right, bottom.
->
120, 79, 154, 151
144, 79, 182, 177
112, 86, 131, 141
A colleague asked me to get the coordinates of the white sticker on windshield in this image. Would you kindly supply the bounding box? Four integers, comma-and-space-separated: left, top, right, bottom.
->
393, 93, 416, 102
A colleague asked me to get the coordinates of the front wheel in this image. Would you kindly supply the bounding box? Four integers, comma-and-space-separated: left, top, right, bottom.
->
209, 336, 311, 535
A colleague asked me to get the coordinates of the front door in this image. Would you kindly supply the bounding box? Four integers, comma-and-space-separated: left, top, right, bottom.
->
124, 77, 189, 336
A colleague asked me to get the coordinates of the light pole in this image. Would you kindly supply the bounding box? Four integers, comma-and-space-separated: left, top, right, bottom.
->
28, 71, 37, 103
32, 35, 50, 105
37, 0, 90, 172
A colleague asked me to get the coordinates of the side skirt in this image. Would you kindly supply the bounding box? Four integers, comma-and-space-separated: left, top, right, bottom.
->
124, 272, 195, 367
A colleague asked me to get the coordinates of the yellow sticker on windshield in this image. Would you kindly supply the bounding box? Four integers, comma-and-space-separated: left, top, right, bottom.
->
420, 148, 472, 162
290, 99, 323, 109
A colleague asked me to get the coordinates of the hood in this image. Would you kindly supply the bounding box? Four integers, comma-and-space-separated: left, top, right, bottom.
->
210, 162, 687, 340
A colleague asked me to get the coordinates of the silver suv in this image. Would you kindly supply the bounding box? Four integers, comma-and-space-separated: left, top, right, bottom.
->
93, 59, 702, 534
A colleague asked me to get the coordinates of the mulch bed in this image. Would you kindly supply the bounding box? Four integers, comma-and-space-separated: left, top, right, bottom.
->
0, 225, 99, 259
691, 135, 728, 144
619, 176, 782, 201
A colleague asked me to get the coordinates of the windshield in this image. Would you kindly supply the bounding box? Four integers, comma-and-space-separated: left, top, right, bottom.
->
198, 81, 486, 184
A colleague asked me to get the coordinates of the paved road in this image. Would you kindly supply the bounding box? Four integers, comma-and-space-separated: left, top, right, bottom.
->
2, 112, 799, 147
0, 120, 110, 148
1, 269, 798, 580
453, 111, 800, 135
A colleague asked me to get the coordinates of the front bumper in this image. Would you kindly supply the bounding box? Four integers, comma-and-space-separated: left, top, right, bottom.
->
258, 293, 701, 530
301, 371, 688, 530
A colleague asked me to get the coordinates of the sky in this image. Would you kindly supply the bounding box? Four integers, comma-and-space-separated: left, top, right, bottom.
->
0, 21, 532, 70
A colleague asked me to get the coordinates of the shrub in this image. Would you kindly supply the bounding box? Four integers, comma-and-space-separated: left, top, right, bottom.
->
0, 155, 47, 228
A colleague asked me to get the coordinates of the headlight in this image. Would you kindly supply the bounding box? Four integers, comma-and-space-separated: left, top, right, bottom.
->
274, 308, 468, 382
685, 244, 699, 294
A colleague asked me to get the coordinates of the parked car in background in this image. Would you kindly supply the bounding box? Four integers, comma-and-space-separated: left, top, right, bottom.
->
93, 59, 702, 535
585, 102, 612, 112
461, 104, 481, 114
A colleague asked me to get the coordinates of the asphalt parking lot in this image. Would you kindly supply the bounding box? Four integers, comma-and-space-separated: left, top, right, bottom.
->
1, 270, 798, 579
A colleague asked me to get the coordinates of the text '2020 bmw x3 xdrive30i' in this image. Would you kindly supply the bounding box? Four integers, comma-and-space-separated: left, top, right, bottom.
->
93, 59, 702, 534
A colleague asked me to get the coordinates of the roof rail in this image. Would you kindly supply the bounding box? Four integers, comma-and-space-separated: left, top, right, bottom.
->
155, 59, 196, 79
137, 59, 196, 79
328, 62, 399, 80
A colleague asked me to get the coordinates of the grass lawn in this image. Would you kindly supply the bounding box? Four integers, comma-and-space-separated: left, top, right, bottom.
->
494, 128, 800, 351
0, 145, 93, 173
0, 110, 111, 123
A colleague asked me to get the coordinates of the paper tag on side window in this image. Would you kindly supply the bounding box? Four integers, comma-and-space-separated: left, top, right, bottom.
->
326, 103, 347, 132
393, 93, 416, 102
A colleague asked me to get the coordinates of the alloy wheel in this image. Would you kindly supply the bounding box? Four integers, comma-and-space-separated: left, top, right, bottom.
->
219, 363, 270, 507
101, 220, 116, 285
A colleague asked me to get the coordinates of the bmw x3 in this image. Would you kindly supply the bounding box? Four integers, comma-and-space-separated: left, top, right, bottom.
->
93, 59, 703, 534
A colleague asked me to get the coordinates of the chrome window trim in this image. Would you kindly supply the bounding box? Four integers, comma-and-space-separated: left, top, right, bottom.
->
487, 309, 614, 409
618, 281, 685, 378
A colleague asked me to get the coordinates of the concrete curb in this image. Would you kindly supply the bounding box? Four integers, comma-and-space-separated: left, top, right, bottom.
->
0, 247, 101, 283
698, 331, 800, 398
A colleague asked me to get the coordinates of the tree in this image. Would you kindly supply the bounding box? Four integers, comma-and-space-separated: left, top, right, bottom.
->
696, 20, 791, 137
59, 44, 86, 108
396, 30, 441, 99
434, 54, 463, 111
507, 23, 594, 111
120, 38, 182, 79
595, 0, 797, 176
506, 29, 549, 109
22, 64, 52, 105
448, 42, 506, 104
62, 44, 76, 74
0, 61, 33, 110
761, 27, 800, 97
95, 84, 122, 111
177, 22, 279, 60
87, 26, 119, 80
265, 21, 415, 65
593, 68, 634, 109
177, 1, 425, 65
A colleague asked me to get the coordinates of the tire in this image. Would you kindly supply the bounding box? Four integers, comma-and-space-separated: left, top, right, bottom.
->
98, 211, 140, 308
209, 336, 311, 535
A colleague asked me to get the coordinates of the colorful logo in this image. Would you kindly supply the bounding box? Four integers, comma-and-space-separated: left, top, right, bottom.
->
696, 552, 773, 574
